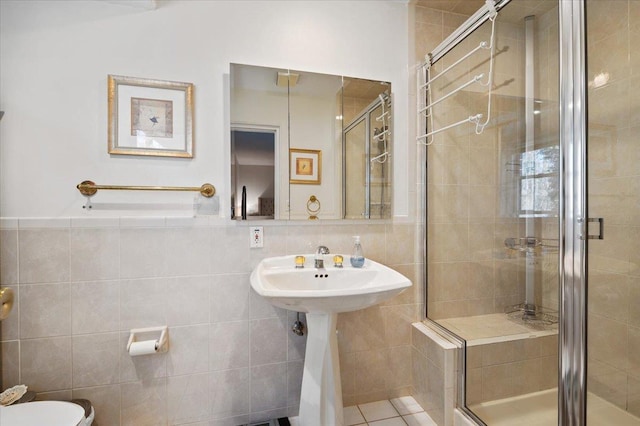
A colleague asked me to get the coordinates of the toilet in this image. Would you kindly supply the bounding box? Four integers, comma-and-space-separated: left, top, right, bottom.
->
0, 400, 95, 426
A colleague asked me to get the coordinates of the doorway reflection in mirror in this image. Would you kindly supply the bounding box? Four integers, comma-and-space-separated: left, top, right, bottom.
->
231, 129, 276, 220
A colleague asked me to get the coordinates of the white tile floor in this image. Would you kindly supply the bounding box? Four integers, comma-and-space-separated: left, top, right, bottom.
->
290, 396, 437, 426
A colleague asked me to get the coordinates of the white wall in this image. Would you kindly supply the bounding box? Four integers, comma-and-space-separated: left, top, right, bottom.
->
0, 0, 409, 219
288, 92, 339, 219
232, 87, 340, 219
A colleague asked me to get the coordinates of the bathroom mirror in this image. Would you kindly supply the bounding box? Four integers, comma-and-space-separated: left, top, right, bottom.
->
230, 63, 391, 220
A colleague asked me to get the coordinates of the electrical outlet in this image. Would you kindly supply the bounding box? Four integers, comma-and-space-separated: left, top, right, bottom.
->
250, 226, 263, 248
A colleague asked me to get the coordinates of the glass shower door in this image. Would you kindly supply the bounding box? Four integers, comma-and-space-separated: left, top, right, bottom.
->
419, 1, 562, 424
343, 96, 392, 220
585, 0, 640, 423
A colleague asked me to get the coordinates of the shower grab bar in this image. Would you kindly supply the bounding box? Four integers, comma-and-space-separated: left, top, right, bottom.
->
417, 114, 482, 141
76, 180, 216, 198
419, 73, 484, 114
420, 41, 488, 87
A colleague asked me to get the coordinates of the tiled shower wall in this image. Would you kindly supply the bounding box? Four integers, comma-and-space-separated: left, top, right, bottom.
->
411, 323, 458, 426
465, 334, 558, 406
0, 218, 422, 425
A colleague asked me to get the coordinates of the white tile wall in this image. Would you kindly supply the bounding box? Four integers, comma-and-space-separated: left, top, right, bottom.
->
72, 332, 120, 388
1, 219, 422, 425
18, 229, 70, 283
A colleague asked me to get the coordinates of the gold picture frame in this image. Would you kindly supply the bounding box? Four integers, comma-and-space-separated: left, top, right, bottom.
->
290, 148, 321, 184
108, 74, 194, 158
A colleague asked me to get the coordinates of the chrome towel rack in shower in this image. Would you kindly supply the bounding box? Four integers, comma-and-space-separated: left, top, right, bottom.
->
372, 93, 391, 164
417, 0, 499, 145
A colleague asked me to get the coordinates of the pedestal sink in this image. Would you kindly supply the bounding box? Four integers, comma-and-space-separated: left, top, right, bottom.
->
250, 254, 412, 426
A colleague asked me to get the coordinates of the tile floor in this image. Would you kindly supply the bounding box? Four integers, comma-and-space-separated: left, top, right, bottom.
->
290, 396, 437, 426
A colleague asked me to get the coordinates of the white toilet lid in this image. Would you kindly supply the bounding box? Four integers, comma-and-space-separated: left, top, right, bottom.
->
0, 400, 86, 426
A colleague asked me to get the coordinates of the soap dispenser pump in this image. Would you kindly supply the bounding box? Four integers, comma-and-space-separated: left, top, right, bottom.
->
350, 236, 365, 268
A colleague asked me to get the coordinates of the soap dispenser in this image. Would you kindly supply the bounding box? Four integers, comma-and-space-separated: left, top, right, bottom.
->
350, 236, 365, 268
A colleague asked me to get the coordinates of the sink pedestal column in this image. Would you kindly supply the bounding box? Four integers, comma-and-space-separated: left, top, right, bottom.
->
298, 312, 344, 426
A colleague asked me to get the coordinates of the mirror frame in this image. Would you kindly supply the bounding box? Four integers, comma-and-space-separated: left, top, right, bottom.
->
229, 63, 392, 221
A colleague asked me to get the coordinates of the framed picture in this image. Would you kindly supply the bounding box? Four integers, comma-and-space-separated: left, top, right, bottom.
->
108, 74, 194, 157
290, 148, 321, 184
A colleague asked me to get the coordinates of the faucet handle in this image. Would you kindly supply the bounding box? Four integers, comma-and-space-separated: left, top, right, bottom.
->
316, 246, 330, 255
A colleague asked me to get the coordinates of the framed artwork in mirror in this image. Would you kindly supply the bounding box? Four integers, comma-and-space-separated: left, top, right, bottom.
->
107, 74, 194, 158
290, 148, 321, 184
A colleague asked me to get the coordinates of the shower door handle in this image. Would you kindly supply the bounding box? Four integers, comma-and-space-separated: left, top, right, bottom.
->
587, 217, 604, 239
579, 217, 604, 240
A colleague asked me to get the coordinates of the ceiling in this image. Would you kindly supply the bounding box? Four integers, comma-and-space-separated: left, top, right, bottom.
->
231, 64, 343, 98
232, 64, 389, 101
415, 0, 486, 15
343, 77, 390, 101
98, 0, 157, 10
416, 0, 558, 23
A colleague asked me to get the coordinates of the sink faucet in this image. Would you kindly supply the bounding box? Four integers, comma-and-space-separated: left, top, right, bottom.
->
314, 246, 330, 268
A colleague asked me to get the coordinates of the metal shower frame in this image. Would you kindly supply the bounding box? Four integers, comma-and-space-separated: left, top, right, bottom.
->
420, 0, 590, 424
342, 93, 392, 219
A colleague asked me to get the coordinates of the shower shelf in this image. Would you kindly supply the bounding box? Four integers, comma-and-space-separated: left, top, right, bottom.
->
504, 237, 558, 254
506, 304, 558, 330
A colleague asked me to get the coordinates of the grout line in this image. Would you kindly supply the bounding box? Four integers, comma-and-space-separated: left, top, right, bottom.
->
356, 399, 409, 425
356, 403, 367, 425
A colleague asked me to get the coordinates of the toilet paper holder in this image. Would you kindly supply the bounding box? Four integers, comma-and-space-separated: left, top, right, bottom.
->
127, 326, 169, 355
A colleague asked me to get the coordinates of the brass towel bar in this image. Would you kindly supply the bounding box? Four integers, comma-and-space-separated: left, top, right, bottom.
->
76, 180, 216, 198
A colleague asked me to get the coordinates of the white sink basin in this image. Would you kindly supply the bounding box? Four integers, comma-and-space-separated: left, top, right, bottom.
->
250, 254, 411, 314
251, 254, 412, 426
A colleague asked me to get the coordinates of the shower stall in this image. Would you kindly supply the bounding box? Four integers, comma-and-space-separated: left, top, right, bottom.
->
418, 0, 639, 424
343, 92, 392, 219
